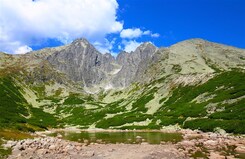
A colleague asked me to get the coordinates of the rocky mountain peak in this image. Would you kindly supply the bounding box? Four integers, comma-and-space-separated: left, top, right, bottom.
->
138, 42, 156, 49
134, 42, 157, 54
116, 51, 130, 64
104, 53, 115, 60
46, 38, 120, 90
71, 38, 90, 46
66, 38, 98, 55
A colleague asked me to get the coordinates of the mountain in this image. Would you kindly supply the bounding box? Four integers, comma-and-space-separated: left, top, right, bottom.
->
0, 38, 245, 133
47, 39, 158, 90
113, 42, 157, 87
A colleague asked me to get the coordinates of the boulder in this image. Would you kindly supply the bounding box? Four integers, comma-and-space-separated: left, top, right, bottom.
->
235, 145, 245, 153
209, 152, 226, 159
180, 140, 195, 147
49, 145, 56, 150
57, 134, 63, 139
204, 140, 218, 149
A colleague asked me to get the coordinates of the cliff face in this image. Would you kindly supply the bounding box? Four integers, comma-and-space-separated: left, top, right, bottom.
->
46, 39, 158, 90
113, 42, 157, 87
47, 39, 115, 87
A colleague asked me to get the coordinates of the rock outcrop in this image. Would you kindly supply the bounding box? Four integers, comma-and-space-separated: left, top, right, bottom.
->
47, 38, 117, 88
113, 42, 157, 87
46, 39, 158, 90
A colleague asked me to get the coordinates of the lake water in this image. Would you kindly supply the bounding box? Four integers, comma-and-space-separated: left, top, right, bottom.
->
49, 131, 183, 144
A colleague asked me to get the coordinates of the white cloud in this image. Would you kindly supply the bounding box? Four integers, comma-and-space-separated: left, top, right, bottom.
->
120, 28, 143, 39
0, 0, 123, 54
118, 45, 122, 50
93, 38, 116, 54
120, 28, 160, 39
122, 40, 142, 52
151, 33, 160, 38
143, 30, 160, 38
143, 30, 151, 35
14, 45, 33, 54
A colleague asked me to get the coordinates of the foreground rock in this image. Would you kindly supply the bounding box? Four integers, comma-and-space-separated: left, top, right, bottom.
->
177, 129, 245, 158
5, 137, 186, 159
5, 137, 84, 159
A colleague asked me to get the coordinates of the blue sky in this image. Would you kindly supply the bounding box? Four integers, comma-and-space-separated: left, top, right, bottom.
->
0, 0, 244, 54
117, 0, 245, 48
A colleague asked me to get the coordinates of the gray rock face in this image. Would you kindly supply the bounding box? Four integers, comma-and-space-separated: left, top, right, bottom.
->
47, 38, 116, 87
47, 39, 158, 89
113, 42, 157, 87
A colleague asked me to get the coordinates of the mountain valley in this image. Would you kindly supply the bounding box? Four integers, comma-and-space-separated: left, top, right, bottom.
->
0, 38, 245, 134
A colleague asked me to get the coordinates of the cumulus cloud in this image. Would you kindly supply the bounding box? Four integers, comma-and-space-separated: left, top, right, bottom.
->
120, 28, 143, 39
0, 0, 123, 54
142, 30, 151, 35
93, 38, 116, 54
142, 30, 160, 38
122, 40, 142, 52
120, 28, 160, 39
151, 33, 160, 38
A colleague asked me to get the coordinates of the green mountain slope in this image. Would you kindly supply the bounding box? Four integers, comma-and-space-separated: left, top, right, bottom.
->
15, 69, 242, 133
0, 39, 244, 134
0, 76, 57, 131
88, 70, 245, 133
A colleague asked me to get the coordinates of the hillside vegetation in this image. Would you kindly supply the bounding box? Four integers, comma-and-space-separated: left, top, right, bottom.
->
0, 39, 244, 135
0, 70, 244, 134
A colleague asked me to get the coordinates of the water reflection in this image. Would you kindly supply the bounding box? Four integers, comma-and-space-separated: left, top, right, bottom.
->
50, 131, 183, 144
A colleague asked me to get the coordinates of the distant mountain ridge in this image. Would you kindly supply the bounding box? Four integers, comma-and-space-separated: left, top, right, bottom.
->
2, 38, 245, 92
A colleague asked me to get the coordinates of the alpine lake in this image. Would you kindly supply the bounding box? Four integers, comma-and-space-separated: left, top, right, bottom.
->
49, 131, 183, 144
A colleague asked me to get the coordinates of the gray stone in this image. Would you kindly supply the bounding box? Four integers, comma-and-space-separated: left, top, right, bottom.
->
49, 145, 56, 150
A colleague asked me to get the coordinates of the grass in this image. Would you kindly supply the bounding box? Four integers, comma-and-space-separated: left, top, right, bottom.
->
131, 87, 158, 112
96, 113, 152, 129
0, 142, 11, 159
87, 70, 245, 132
172, 64, 182, 73
209, 99, 245, 120
59, 100, 125, 127
0, 77, 29, 129
32, 85, 45, 97
0, 76, 59, 131
63, 94, 85, 105
0, 70, 244, 134
28, 107, 58, 129
183, 119, 245, 134
156, 70, 245, 133
0, 129, 33, 140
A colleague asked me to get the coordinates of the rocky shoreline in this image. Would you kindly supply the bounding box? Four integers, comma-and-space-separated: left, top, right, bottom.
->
3, 129, 245, 159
